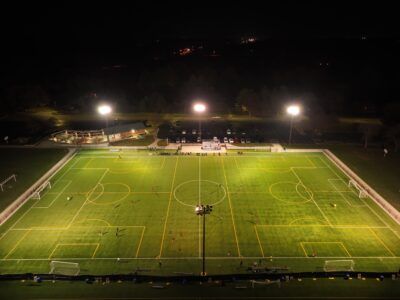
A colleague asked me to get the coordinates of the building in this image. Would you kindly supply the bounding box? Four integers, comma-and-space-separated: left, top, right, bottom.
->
103, 122, 147, 142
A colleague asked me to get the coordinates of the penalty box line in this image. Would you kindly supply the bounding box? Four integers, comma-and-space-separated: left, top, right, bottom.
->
48, 243, 100, 260
4, 225, 146, 260
300, 242, 352, 258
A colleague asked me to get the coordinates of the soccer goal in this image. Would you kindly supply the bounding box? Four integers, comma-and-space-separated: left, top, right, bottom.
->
324, 260, 355, 272
32, 181, 52, 200
348, 180, 368, 198
0, 174, 17, 192
49, 261, 80, 276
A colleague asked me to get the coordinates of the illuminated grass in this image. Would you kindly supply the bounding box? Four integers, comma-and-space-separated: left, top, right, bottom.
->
0, 149, 399, 275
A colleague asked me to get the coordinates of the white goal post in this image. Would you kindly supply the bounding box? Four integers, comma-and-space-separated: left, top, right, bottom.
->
49, 261, 80, 276
0, 174, 17, 192
324, 260, 355, 272
32, 181, 52, 200
348, 180, 368, 198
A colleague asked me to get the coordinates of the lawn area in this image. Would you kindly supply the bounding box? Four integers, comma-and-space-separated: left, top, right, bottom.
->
0, 148, 68, 212
0, 277, 399, 299
0, 149, 399, 276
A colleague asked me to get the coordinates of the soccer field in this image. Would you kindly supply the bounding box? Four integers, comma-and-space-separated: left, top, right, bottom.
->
0, 150, 399, 275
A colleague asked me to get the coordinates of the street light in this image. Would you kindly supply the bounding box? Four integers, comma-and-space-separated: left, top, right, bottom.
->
193, 102, 206, 142
195, 204, 213, 276
286, 105, 300, 145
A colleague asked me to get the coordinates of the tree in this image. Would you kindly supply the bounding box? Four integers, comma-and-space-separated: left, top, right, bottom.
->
235, 89, 260, 116
358, 124, 381, 149
385, 124, 400, 152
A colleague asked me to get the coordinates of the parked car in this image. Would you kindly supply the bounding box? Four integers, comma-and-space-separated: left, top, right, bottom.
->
245, 138, 251, 143
176, 138, 181, 143
197, 136, 201, 143
182, 137, 186, 143
182, 130, 186, 135
227, 129, 231, 135
240, 138, 245, 143
192, 129, 197, 134
223, 137, 228, 143
213, 136, 219, 142
229, 138, 234, 144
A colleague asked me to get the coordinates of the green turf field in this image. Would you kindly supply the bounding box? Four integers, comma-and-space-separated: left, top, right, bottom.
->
0, 150, 399, 275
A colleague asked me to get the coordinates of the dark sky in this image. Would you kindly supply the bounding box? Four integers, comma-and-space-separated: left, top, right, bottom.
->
1, 0, 399, 68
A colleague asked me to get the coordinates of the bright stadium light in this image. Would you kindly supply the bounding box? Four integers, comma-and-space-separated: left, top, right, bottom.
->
98, 104, 112, 130
286, 105, 301, 145
287, 105, 300, 116
193, 103, 206, 113
98, 104, 112, 116
193, 102, 207, 142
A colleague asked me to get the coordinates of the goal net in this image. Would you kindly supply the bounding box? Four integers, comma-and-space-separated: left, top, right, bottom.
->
348, 180, 368, 198
324, 260, 354, 272
32, 181, 52, 200
0, 174, 17, 192
49, 261, 80, 276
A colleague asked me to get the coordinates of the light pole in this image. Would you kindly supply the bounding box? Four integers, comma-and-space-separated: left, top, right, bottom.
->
286, 105, 300, 145
193, 103, 206, 143
195, 204, 213, 276
98, 104, 112, 143
98, 104, 112, 128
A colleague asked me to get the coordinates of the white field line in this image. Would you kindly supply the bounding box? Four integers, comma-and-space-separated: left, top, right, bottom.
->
158, 157, 179, 258
290, 168, 332, 226
221, 157, 241, 257
135, 227, 146, 258
67, 169, 109, 229
2, 256, 399, 261
255, 225, 389, 229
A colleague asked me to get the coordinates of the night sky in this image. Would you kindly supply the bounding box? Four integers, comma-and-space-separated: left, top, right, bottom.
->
2, 1, 399, 60
1, 1, 400, 119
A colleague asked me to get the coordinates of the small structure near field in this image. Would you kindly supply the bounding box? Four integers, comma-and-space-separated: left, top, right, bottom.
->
50, 122, 147, 144
202, 139, 221, 151
103, 122, 147, 143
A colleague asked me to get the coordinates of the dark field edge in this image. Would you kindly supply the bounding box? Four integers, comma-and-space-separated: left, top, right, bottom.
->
0, 276, 399, 300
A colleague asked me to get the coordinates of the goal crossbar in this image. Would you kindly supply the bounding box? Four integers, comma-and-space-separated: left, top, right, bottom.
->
32, 181, 52, 199
324, 259, 355, 272
49, 260, 80, 276
0, 174, 17, 192
348, 180, 368, 198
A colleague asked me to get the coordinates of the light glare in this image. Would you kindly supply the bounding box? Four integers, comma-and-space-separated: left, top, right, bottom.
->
193, 103, 206, 113
287, 105, 300, 116
98, 105, 112, 115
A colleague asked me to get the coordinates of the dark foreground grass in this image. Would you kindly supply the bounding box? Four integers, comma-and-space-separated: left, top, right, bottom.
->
0, 148, 68, 212
0, 277, 399, 299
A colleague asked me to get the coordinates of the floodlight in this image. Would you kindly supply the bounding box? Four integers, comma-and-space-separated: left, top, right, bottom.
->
287, 105, 300, 116
98, 105, 112, 115
193, 103, 206, 113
